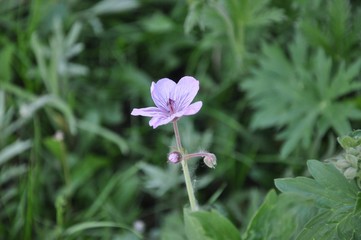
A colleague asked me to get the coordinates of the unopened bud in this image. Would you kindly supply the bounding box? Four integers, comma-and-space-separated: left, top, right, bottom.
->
335, 158, 350, 170
168, 151, 182, 163
347, 147, 359, 155
344, 167, 357, 180
203, 153, 217, 168
346, 154, 358, 168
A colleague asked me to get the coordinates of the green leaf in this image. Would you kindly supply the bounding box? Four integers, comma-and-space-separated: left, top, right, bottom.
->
19, 94, 77, 135
243, 190, 315, 240
299, 0, 358, 59
296, 207, 361, 240
275, 177, 323, 199
296, 211, 334, 240
184, 1, 205, 34
77, 120, 128, 153
62, 221, 142, 238
354, 192, 361, 213
90, 0, 139, 15
0, 140, 32, 166
83, 165, 139, 219
280, 110, 319, 158
139, 162, 182, 197
43, 137, 66, 162
141, 13, 174, 33
184, 209, 240, 240
274, 160, 361, 239
161, 211, 187, 240
0, 43, 14, 82
0, 164, 27, 186
307, 160, 358, 196
275, 160, 358, 206
242, 33, 361, 157
242, 189, 278, 239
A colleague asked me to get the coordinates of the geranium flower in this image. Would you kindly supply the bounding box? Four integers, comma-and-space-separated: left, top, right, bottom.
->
131, 76, 202, 128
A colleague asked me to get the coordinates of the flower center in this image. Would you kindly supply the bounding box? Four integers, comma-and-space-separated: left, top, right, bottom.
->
167, 98, 176, 114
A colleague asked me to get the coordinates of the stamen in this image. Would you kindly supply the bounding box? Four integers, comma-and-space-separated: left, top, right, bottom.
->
167, 99, 176, 114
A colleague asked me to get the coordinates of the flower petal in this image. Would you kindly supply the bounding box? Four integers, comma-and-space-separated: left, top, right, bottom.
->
131, 107, 165, 117
151, 78, 176, 112
149, 115, 175, 128
182, 101, 202, 116
172, 76, 200, 111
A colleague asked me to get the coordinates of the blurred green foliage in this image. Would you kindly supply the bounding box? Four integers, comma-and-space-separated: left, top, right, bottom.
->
242, 35, 361, 158
0, 0, 361, 239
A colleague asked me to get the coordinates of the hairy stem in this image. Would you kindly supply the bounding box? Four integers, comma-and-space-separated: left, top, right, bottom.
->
173, 120, 198, 211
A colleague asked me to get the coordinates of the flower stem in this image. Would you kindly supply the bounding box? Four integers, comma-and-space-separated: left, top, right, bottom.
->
172, 120, 198, 211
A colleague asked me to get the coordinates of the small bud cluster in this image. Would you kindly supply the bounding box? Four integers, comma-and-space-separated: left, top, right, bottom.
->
334, 150, 359, 179
334, 131, 361, 182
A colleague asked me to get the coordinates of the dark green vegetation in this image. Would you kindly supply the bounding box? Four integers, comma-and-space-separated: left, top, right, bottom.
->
1, 0, 361, 239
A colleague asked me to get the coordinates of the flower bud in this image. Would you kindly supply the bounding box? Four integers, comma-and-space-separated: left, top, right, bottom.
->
347, 147, 359, 155
203, 153, 217, 168
335, 158, 350, 170
344, 167, 357, 180
168, 151, 182, 163
346, 154, 358, 168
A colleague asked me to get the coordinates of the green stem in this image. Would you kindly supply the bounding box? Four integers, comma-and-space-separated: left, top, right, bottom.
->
173, 120, 198, 211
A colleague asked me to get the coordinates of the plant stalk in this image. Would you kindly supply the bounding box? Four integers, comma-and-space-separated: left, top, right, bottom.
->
172, 120, 198, 211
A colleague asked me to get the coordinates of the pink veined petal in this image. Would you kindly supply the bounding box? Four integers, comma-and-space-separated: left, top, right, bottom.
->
182, 101, 202, 116
131, 107, 166, 117
151, 78, 176, 112
172, 76, 200, 111
170, 101, 202, 119
149, 115, 175, 128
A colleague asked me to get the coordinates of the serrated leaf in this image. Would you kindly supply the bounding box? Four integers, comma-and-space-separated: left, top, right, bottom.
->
276, 160, 358, 206
274, 160, 361, 239
242, 34, 361, 157
184, 209, 240, 240
139, 162, 182, 197
280, 110, 319, 158
307, 160, 358, 197
297, 208, 361, 240
296, 211, 334, 240
275, 177, 323, 198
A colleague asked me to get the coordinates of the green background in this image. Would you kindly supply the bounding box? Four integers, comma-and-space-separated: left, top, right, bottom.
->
1, 0, 361, 239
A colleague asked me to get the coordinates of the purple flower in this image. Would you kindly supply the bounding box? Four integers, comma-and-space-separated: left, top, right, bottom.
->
131, 76, 202, 128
